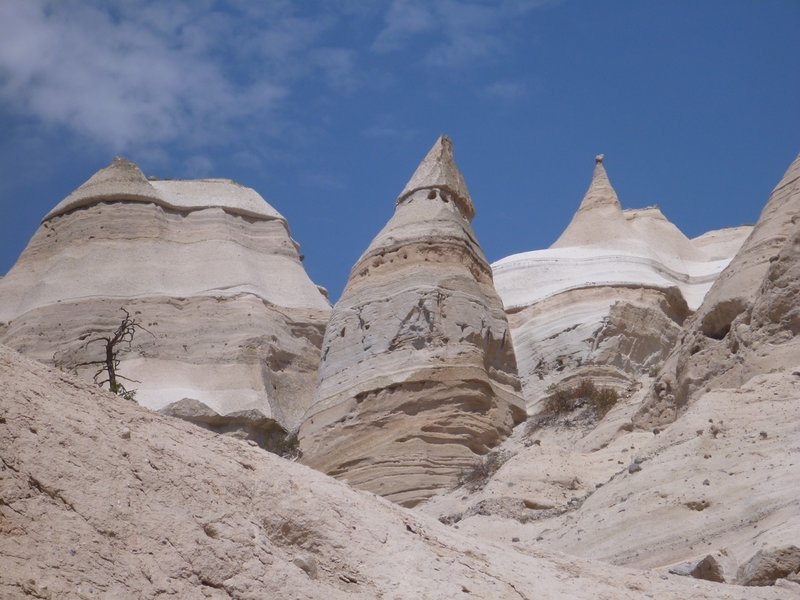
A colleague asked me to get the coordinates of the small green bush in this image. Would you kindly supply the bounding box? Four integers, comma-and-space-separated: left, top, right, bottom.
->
540, 379, 619, 418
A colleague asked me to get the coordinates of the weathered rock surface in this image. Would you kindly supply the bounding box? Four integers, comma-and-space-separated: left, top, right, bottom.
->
0, 158, 329, 432
3, 344, 780, 600
636, 152, 800, 425
300, 137, 525, 506
737, 545, 800, 586
422, 152, 800, 585
492, 156, 748, 409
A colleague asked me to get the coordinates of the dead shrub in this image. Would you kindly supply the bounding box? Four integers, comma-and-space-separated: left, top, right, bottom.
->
458, 450, 510, 491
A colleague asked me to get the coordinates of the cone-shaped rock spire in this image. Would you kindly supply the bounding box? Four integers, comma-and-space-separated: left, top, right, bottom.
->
551, 154, 627, 249
576, 154, 622, 213
397, 135, 475, 221
45, 157, 162, 220
300, 136, 524, 507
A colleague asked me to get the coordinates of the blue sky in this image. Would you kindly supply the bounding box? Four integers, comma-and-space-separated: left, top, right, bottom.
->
1, 0, 798, 301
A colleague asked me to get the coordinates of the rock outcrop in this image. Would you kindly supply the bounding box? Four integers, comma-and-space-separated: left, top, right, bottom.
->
492, 156, 750, 409
2, 344, 782, 600
0, 158, 330, 434
300, 137, 525, 506
636, 152, 800, 425
422, 151, 800, 586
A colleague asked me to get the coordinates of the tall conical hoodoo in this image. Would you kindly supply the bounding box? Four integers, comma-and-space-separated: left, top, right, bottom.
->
300, 136, 526, 506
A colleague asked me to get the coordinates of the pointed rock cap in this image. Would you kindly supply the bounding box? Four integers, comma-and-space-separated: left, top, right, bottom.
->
550, 154, 627, 249
575, 153, 621, 214
44, 157, 284, 222
44, 157, 163, 220
396, 135, 475, 221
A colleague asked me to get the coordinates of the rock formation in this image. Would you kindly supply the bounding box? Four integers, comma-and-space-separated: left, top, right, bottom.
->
636, 152, 800, 425
0, 158, 330, 436
3, 344, 785, 599
492, 155, 750, 409
421, 150, 800, 592
1, 143, 799, 598
300, 136, 525, 506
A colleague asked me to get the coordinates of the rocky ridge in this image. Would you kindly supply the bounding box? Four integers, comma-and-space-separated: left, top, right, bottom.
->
637, 152, 800, 424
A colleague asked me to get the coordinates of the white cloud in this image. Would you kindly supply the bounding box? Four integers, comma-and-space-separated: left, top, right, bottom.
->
373, 0, 558, 68
372, 0, 435, 52
484, 80, 527, 102
0, 0, 354, 151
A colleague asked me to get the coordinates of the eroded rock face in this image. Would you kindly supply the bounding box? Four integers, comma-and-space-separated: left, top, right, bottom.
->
493, 156, 747, 411
1, 344, 776, 600
738, 546, 800, 587
0, 158, 330, 432
636, 153, 800, 426
300, 137, 525, 506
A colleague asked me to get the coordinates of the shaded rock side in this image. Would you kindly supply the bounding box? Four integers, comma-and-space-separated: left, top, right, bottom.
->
300, 136, 525, 507
0, 345, 779, 600
636, 152, 800, 426
493, 156, 746, 411
0, 158, 330, 432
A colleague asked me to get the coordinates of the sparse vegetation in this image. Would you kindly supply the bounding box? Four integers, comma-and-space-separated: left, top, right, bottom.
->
539, 379, 620, 419
275, 431, 302, 460
458, 449, 510, 491
67, 308, 153, 400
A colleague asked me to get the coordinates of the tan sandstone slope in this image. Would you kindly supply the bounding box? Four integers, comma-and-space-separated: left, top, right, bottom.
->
1, 344, 791, 600
0, 158, 330, 436
300, 136, 525, 507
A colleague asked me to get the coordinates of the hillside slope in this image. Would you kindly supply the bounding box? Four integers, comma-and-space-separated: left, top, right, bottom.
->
0, 345, 788, 599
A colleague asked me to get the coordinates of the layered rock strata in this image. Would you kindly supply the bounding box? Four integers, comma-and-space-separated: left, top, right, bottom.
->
2, 344, 783, 600
492, 156, 750, 408
636, 152, 800, 425
0, 158, 330, 433
300, 136, 525, 506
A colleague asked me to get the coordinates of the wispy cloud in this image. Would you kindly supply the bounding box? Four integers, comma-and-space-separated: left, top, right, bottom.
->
372, 0, 558, 68
483, 80, 528, 102
0, 1, 356, 152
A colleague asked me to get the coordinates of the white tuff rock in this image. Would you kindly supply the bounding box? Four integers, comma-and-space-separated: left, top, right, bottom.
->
0, 158, 330, 433
300, 136, 525, 506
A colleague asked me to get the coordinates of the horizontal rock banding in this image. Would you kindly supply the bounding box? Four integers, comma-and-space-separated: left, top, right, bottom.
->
0, 158, 329, 432
300, 136, 525, 506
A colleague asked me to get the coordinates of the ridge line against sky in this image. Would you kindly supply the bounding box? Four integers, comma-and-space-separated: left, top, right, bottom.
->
0, 0, 798, 301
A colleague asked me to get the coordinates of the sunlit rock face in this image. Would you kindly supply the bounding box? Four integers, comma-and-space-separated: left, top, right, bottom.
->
492, 156, 750, 409
0, 158, 330, 433
636, 152, 800, 426
300, 136, 525, 507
